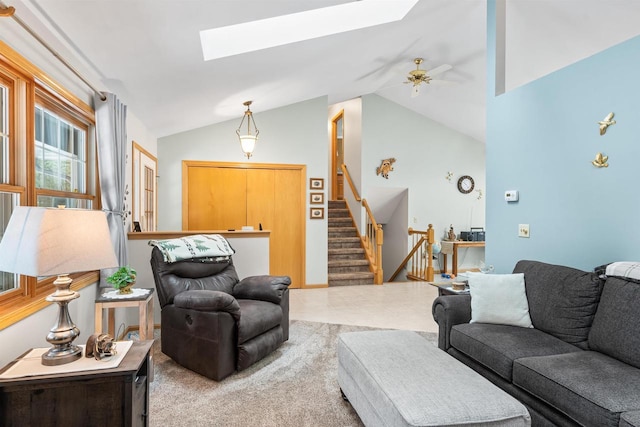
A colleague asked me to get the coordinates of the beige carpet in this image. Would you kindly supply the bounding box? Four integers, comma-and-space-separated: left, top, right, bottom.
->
149, 320, 437, 427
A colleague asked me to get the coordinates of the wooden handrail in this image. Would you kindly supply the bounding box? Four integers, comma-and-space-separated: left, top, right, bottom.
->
341, 164, 382, 284
341, 164, 361, 202
389, 225, 435, 282
361, 199, 383, 284
362, 199, 376, 228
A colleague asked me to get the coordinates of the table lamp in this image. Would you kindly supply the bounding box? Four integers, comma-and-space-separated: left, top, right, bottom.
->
0, 206, 118, 365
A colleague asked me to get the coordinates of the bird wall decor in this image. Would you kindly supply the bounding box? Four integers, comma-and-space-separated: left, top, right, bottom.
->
592, 152, 609, 168
598, 112, 616, 135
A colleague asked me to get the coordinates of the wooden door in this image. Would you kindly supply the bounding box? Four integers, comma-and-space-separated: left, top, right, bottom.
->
246, 169, 274, 232
186, 166, 246, 230
272, 169, 303, 284
331, 110, 344, 200
183, 162, 305, 288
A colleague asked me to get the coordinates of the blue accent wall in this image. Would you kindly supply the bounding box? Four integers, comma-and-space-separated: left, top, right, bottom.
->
487, 0, 640, 272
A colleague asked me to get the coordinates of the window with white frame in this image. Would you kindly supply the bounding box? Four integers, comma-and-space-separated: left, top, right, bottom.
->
35, 105, 91, 209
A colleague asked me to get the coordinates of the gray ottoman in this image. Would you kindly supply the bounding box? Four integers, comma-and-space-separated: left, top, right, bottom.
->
338, 330, 530, 427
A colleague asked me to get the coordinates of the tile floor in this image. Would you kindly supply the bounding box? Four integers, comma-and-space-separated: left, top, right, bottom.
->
289, 281, 440, 333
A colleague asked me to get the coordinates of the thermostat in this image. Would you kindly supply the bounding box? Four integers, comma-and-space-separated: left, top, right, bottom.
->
505, 190, 519, 202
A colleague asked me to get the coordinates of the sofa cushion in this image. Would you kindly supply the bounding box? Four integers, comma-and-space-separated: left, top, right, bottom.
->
513, 351, 640, 427
513, 260, 603, 349
621, 411, 640, 427
450, 323, 582, 381
468, 273, 533, 328
237, 299, 282, 344
588, 276, 640, 369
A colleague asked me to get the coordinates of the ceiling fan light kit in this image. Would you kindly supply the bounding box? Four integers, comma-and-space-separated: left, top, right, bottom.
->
404, 57, 453, 97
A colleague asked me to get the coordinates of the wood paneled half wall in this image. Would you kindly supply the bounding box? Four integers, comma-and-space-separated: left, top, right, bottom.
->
182, 161, 306, 288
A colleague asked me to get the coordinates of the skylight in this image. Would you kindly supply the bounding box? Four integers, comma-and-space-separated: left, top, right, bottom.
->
200, 0, 419, 61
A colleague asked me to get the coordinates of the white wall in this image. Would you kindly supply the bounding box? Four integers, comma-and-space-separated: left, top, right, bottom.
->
361, 94, 486, 272
328, 98, 363, 194
157, 97, 329, 286
328, 98, 364, 233
381, 190, 409, 281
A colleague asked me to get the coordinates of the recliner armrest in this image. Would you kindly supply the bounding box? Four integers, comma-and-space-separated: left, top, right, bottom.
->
174, 290, 240, 320
234, 275, 291, 304
432, 295, 471, 351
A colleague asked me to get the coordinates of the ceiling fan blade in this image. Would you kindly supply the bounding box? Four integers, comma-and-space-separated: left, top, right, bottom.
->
428, 64, 453, 77
429, 79, 458, 87
411, 84, 420, 98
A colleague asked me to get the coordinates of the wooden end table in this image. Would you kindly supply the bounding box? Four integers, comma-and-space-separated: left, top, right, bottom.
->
95, 288, 155, 340
95, 288, 155, 380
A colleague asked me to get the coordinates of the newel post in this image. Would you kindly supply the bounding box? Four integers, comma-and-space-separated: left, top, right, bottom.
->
426, 224, 434, 282
375, 224, 384, 284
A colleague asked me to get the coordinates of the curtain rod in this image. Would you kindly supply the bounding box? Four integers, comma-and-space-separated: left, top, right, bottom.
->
0, 4, 107, 101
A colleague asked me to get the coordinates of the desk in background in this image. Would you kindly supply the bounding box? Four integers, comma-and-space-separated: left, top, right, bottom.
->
440, 241, 485, 276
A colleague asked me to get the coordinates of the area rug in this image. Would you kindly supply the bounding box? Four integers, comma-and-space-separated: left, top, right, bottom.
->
149, 320, 438, 427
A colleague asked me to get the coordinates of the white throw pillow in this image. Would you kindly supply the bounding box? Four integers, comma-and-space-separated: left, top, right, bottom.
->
468, 273, 533, 328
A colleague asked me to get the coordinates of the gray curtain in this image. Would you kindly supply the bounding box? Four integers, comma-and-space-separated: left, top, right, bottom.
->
94, 92, 128, 286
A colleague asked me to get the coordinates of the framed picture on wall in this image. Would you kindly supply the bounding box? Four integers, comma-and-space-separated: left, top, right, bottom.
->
310, 192, 324, 204
309, 178, 324, 190
310, 207, 324, 219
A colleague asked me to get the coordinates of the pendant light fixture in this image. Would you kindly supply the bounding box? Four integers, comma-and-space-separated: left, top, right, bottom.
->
236, 100, 259, 159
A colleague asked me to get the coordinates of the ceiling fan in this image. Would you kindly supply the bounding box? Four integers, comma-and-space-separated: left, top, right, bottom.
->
404, 58, 453, 97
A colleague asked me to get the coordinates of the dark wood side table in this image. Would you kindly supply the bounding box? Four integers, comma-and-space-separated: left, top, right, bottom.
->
0, 340, 153, 427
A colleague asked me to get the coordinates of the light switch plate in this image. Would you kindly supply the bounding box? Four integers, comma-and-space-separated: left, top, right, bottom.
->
518, 224, 530, 238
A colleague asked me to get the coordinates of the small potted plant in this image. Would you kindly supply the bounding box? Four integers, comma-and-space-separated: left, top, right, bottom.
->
106, 266, 137, 294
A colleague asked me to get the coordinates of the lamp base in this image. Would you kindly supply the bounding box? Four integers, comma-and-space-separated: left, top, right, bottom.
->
41, 274, 82, 366
41, 344, 82, 366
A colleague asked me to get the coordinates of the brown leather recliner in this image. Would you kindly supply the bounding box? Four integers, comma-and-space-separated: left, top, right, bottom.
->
150, 247, 291, 381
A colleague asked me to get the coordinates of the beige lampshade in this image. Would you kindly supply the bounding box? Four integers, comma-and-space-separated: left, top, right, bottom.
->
0, 206, 118, 277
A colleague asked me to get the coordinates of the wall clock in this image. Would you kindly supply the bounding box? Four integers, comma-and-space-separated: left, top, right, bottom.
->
457, 175, 475, 194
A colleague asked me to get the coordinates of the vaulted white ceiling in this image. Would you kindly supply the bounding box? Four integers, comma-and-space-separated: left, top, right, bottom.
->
3, 0, 640, 143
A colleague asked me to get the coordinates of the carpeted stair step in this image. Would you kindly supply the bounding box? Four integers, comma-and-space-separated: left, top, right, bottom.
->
327, 200, 373, 286
328, 272, 375, 287
328, 217, 353, 227
328, 259, 370, 274
328, 248, 366, 261
329, 227, 358, 238
329, 237, 362, 249
328, 208, 350, 218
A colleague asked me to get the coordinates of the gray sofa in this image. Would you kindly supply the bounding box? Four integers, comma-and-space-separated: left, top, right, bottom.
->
432, 260, 640, 427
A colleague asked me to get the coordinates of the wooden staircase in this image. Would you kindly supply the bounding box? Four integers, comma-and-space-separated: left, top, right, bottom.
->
328, 200, 374, 286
